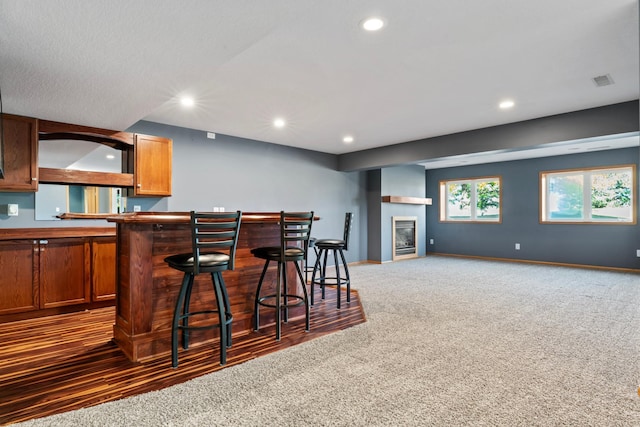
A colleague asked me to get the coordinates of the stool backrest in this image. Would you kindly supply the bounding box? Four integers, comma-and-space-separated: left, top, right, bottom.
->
191, 211, 242, 274
280, 211, 314, 259
343, 212, 353, 251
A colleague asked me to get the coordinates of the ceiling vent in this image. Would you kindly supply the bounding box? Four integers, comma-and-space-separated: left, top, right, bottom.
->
592, 74, 614, 87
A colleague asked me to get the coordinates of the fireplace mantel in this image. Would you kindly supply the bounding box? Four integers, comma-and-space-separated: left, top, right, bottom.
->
382, 196, 432, 205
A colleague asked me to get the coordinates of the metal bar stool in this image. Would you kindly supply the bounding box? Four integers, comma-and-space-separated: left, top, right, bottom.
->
164, 211, 242, 368
251, 211, 314, 341
311, 212, 352, 309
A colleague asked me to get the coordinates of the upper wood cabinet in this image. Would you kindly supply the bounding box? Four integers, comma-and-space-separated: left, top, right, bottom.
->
0, 114, 38, 192
131, 133, 172, 197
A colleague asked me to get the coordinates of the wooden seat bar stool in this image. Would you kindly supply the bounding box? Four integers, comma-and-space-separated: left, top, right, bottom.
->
251, 211, 314, 341
311, 212, 353, 309
164, 211, 242, 368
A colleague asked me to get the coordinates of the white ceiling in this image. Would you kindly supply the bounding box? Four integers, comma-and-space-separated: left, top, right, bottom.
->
1, 0, 638, 164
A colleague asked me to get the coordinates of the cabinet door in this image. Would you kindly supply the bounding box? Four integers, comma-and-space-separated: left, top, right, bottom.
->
91, 236, 116, 301
0, 240, 38, 314
133, 134, 172, 196
39, 238, 90, 309
0, 114, 38, 191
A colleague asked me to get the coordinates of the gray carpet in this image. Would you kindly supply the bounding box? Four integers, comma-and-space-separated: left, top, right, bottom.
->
16, 257, 640, 426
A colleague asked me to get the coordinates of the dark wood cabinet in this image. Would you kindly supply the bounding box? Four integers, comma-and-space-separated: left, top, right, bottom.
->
0, 229, 116, 321
39, 238, 90, 309
0, 114, 38, 191
132, 134, 172, 197
0, 240, 38, 315
91, 236, 116, 301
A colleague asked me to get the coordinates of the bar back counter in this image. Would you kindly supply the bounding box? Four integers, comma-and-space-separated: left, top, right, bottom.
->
107, 212, 306, 362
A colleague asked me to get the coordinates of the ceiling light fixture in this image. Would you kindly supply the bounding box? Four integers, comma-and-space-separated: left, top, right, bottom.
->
361, 17, 385, 31
343, 135, 354, 144
106, 154, 115, 160
273, 118, 286, 128
180, 96, 195, 107
499, 100, 515, 110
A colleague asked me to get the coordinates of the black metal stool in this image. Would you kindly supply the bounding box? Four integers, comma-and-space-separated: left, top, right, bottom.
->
164, 211, 242, 368
251, 211, 314, 341
311, 212, 353, 309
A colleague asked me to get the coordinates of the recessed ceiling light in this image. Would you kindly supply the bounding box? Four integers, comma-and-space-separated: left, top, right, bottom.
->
273, 118, 286, 128
180, 96, 195, 107
343, 135, 354, 144
106, 154, 115, 160
361, 17, 385, 31
499, 100, 515, 109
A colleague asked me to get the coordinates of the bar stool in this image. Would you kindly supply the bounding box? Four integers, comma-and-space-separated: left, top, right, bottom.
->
311, 212, 353, 309
251, 211, 314, 341
164, 211, 242, 368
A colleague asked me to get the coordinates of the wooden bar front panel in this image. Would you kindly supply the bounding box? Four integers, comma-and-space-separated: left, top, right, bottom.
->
111, 213, 304, 361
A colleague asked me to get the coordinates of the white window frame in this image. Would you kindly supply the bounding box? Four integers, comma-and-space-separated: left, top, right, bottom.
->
540, 164, 636, 224
439, 176, 502, 223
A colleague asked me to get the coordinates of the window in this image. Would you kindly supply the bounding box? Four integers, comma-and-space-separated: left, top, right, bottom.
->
439, 176, 501, 222
540, 165, 636, 223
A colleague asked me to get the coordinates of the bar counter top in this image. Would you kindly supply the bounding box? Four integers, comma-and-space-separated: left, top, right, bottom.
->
106, 211, 288, 225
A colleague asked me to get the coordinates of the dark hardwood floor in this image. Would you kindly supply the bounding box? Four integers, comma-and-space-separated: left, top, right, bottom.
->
0, 287, 365, 426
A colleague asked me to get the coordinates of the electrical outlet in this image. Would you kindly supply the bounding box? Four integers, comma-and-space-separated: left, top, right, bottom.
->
636, 249, 640, 258
429, 239, 434, 245
1, 204, 19, 216
133, 205, 141, 212
515, 243, 521, 250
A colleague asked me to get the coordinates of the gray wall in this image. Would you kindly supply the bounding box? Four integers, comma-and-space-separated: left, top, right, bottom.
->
377, 165, 427, 262
126, 121, 368, 265
426, 147, 640, 269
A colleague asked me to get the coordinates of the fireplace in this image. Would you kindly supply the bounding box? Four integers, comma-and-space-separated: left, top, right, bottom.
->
392, 216, 418, 260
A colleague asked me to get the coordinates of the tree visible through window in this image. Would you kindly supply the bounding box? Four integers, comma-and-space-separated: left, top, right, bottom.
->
440, 177, 501, 222
540, 165, 635, 223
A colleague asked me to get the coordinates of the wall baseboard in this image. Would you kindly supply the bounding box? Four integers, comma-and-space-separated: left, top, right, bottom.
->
428, 252, 640, 274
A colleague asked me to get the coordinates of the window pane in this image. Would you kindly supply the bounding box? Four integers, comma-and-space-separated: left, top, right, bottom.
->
475, 181, 500, 220
447, 183, 471, 219
548, 174, 584, 220
591, 170, 633, 221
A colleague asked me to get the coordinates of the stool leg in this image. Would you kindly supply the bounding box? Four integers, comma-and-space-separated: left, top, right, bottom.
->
321, 249, 328, 300
293, 258, 310, 332
214, 272, 233, 347
339, 249, 351, 303
212, 271, 227, 365
172, 273, 192, 368
282, 261, 289, 323
275, 261, 282, 341
182, 274, 196, 349
310, 254, 322, 306
254, 260, 270, 332
332, 249, 341, 309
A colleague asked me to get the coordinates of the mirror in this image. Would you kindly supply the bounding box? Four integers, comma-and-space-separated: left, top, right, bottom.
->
35, 184, 123, 220
38, 139, 122, 172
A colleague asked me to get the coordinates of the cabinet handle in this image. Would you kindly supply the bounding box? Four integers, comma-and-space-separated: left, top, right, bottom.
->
137, 183, 141, 188
39, 240, 48, 244
32, 177, 37, 181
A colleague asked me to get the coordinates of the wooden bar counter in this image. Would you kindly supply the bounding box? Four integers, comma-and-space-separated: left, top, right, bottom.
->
107, 212, 306, 362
